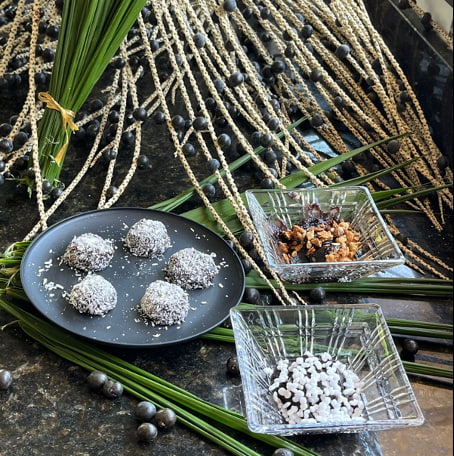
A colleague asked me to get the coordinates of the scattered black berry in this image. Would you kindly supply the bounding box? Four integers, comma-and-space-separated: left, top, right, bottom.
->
136, 422, 158, 442
133, 108, 148, 121
244, 287, 261, 304
387, 139, 400, 154
310, 113, 324, 128
300, 24, 313, 39
182, 142, 196, 157
171, 115, 185, 129
193, 116, 208, 131
202, 183, 216, 199
193, 33, 206, 49
0, 369, 13, 390
239, 231, 254, 249
137, 155, 150, 169
217, 133, 232, 149
102, 379, 124, 399
153, 111, 166, 124
135, 401, 157, 422
207, 158, 220, 173
0, 138, 13, 153
310, 68, 323, 83
226, 356, 240, 376
241, 258, 252, 274
335, 44, 350, 59
87, 370, 108, 390
273, 449, 295, 456
154, 408, 177, 429
228, 71, 244, 87
223, 0, 237, 13
402, 338, 419, 355
309, 286, 326, 304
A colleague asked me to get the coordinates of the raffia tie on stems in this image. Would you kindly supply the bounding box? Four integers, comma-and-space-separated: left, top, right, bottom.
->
37, 92, 78, 166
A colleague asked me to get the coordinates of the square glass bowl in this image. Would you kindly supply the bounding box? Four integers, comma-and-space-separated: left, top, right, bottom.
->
230, 304, 424, 435
245, 187, 405, 283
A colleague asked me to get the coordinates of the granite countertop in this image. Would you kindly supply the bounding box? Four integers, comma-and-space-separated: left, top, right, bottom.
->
0, 132, 452, 456
1, 1, 453, 455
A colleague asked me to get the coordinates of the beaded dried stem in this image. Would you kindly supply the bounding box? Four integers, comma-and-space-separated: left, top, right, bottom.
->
0, 0, 452, 283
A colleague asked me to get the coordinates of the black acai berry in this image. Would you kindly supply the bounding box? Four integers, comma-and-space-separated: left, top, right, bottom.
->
202, 183, 216, 199
103, 149, 117, 161
300, 24, 313, 39
226, 356, 240, 376
153, 111, 166, 124
41, 179, 53, 194
273, 449, 295, 456
0, 369, 13, 390
335, 44, 350, 59
223, 0, 237, 13
182, 142, 196, 157
50, 187, 63, 200
154, 408, 177, 430
244, 287, 261, 304
241, 258, 252, 274
267, 117, 280, 131
309, 286, 326, 304
399, 338, 419, 362
260, 177, 275, 189
121, 131, 135, 146
387, 139, 400, 154
102, 379, 124, 399
228, 71, 244, 87
213, 78, 225, 93
284, 44, 295, 58
171, 115, 185, 129
135, 401, 157, 421
271, 60, 286, 74
87, 371, 108, 390
239, 231, 254, 249
137, 155, 150, 169
193, 33, 206, 49
309, 68, 323, 83
133, 108, 148, 121
193, 116, 208, 131
136, 422, 158, 442
0, 138, 13, 153
217, 133, 232, 149
260, 133, 274, 148
310, 113, 324, 128
207, 158, 220, 173
0, 123, 12, 136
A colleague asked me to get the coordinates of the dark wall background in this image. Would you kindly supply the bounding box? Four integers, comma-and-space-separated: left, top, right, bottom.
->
365, 0, 453, 166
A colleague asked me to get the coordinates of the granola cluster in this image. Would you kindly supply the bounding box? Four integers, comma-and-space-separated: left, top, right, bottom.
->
277, 214, 362, 264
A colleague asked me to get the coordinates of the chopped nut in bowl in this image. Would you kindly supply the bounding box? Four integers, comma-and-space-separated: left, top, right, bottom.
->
245, 187, 405, 283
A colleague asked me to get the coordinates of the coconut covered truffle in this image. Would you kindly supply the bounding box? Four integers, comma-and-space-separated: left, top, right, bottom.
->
62, 233, 114, 272
67, 274, 117, 316
124, 218, 171, 257
165, 247, 219, 290
140, 280, 190, 326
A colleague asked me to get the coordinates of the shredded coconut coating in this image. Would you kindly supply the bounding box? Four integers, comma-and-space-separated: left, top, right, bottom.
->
124, 219, 171, 257
62, 233, 114, 272
269, 352, 365, 424
165, 247, 219, 290
67, 274, 117, 316
140, 280, 190, 326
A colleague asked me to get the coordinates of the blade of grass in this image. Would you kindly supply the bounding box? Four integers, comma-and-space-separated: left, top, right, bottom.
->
0, 297, 319, 456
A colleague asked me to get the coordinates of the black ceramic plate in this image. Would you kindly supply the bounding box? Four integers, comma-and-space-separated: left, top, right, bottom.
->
20, 208, 245, 347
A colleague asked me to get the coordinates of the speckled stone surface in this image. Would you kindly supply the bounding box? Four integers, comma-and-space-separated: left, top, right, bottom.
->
0, 2, 453, 456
